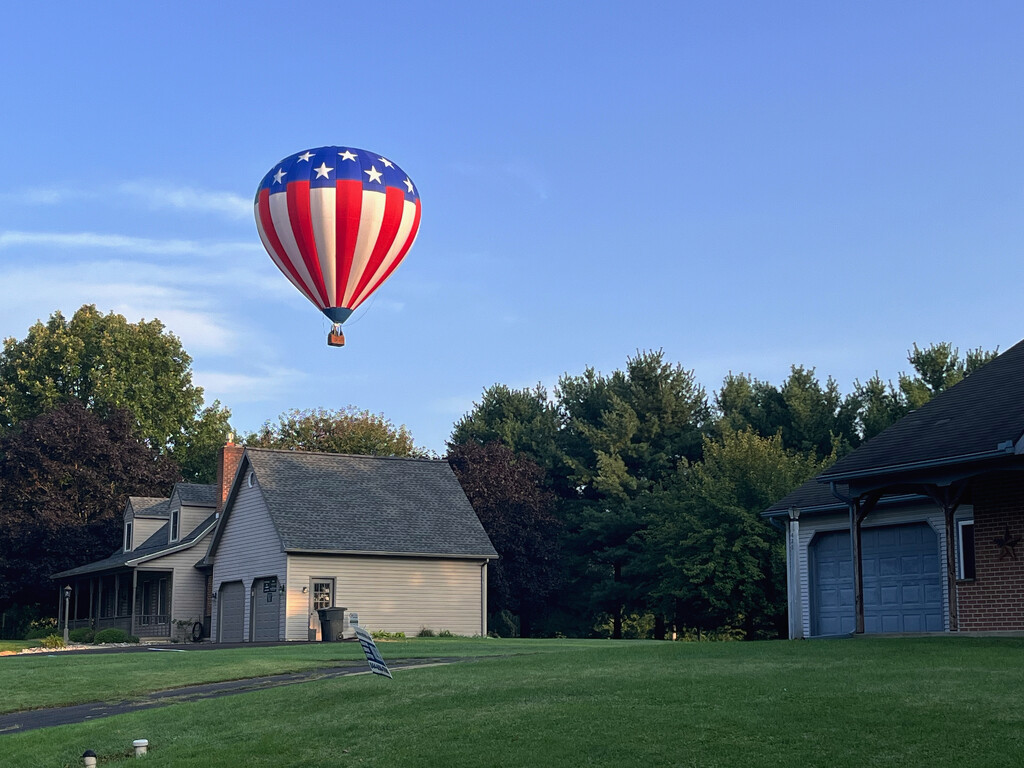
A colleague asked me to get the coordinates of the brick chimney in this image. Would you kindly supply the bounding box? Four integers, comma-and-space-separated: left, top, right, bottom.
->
216, 437, 245, 515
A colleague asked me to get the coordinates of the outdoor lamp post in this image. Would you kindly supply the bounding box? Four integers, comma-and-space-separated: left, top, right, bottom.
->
63, 585, 72, 644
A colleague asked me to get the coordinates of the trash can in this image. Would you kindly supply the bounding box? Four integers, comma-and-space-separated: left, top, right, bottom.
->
317, 607, 347, 641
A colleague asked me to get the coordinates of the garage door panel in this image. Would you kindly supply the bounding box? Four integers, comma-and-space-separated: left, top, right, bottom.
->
219, 581, 244, 643
251, 577, 281, 642
811, 523, 942, 636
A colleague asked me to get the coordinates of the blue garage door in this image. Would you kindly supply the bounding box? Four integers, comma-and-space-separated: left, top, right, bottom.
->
810, 523, 943, 636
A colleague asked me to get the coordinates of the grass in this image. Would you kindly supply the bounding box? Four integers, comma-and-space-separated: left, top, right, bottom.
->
0, 639, 40, 653
3, 637, 1024, 767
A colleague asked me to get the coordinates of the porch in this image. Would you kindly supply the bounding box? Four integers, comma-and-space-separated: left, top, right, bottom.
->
61, 570, 173, 638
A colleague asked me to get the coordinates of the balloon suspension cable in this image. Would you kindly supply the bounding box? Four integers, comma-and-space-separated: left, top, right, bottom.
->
327, 322, 346, 348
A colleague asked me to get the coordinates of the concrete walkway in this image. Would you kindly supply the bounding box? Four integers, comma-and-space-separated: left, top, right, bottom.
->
0, 657, 463, 735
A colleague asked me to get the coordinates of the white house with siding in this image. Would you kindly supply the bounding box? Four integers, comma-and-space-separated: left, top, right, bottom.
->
52, 484, 218, 640
205, 447, 498, 642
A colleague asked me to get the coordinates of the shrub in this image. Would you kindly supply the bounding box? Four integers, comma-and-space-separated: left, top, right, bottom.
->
25, 617, 58, 640
417, 627, 435, 637
371, 630, 406, 640
94, 628, 139, 644
68, 628, 95, 644
40, 634, 65, 649
437, 629, 455, 638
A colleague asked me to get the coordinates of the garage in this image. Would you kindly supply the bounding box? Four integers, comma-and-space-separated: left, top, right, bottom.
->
218, 581, 245, 642
251, 576, 281, 642
810, 522, 943, 636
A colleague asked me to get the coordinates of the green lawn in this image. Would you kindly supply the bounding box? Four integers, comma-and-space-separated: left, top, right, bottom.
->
3, 637, 1024, 767
0, 639, 40, 654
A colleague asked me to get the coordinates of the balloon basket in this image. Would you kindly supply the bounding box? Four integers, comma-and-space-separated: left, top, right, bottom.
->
327, 330, 346, 347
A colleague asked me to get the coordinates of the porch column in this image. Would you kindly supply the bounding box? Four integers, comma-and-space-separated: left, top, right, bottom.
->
786, 507, 803, 639
926, 482, 967, 633
847, 492, 881, 635
89, 578, 95, 629
131, 570, 138, 636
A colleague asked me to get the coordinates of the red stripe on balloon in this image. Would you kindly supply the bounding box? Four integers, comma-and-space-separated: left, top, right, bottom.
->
350, 197, 421, 310
348, 186, 405, 305
334, 179, 363, 310
286, 180, 329, 307
258, 189, 316, 305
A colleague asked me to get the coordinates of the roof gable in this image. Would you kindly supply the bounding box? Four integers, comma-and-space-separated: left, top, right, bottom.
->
211, 448, 497, 559
173, 483, 217, 507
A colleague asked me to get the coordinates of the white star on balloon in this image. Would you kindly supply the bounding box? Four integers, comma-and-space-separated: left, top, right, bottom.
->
273, 168, 286, 184
314, 162, 334, 179
297, 152, 315, 162
338, 150, 357, 161
378, 157, 394, 168
364, 166, 383, 184
403, 177, 414, 194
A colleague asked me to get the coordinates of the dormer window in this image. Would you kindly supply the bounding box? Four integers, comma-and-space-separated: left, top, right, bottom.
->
171, 509, 180, 542
124, 522, 133, 552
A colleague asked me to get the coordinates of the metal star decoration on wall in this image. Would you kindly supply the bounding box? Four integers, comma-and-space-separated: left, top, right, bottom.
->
993, 525, 1021, 560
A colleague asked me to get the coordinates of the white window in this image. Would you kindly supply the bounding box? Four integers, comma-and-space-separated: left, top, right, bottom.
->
124, 521, 133, 551
171, 509, 180, 542
957, 520, 976, 580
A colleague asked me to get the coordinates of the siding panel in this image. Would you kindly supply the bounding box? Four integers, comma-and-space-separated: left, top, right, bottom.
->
285, 554, 485, 639
210, 476, 287, 641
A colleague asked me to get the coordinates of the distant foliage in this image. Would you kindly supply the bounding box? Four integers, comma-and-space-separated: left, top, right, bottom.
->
245, 407, 429, 458
450, 341, 998, 640
40, 634, 65, 649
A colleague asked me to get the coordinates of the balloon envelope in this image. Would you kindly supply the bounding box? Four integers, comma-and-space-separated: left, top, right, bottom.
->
254, 146, 421, 326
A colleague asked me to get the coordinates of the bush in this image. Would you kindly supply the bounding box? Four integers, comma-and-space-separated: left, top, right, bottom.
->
93, 629, 139, 644
25, 617, 58, 640
40, 634, 65, 649
417, 627, 435, 637
371, 630, 405, 640
68, 628, 95, 644
437, 629, 455, 638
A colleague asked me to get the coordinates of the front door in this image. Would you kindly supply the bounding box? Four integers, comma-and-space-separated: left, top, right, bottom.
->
308, 578, 334, 641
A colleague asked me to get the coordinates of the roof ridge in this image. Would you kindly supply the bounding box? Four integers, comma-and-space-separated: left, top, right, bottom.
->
244, 446, 441, 463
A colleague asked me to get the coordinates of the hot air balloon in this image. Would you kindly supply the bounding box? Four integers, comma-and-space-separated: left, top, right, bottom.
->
254, 146, 421, 346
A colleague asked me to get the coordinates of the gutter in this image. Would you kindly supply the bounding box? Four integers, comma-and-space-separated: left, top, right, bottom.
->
125, 522, 218, 566
283, 548, 499, 560
819, 443, 1016, 483
761, 493, 926, 520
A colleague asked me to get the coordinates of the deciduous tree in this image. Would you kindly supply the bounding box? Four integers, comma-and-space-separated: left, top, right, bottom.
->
245, 406, 428, 457
448, 441, 560, 636
0, 401, 180, 612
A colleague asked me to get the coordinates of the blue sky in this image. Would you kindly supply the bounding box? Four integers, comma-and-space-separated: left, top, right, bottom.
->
2, 2, 1022, 453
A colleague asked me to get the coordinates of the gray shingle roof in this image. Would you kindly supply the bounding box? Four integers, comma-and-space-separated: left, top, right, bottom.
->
176, 483, 217, 506
129, 497, 169, 517
52, 513, 218, 579
821, 339, 1024, 481
241, 448, 497, 558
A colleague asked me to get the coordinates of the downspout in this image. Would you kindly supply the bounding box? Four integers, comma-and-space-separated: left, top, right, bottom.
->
480, 561, 488, 637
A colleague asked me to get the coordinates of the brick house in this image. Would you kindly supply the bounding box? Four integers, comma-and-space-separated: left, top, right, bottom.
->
764, 339, 1024, 637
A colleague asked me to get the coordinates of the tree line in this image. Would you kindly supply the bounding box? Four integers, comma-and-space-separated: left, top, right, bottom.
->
0, 304, 996, 639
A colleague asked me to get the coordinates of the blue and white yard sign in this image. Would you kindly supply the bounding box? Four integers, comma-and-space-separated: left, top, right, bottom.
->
354, 625, 393, 679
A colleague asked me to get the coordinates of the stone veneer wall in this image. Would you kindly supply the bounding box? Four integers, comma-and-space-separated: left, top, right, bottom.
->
958, 472, 1024, 631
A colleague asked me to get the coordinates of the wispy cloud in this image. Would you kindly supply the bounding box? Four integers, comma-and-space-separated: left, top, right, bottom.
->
116, 182, 251, 219
0, 229, 259, 257
194, 366, 307, 404
0, 181, 251, 220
